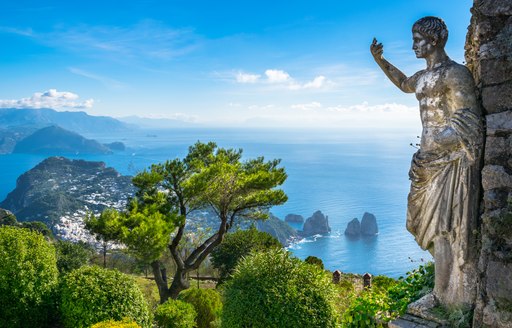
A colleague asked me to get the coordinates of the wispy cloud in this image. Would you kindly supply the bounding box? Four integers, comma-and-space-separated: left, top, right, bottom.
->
68, 67, 126, 89
236, 72, 261, 83
290, 102, 322, 111
0, 89, 94, 110
233, 68, 331, 90
2, 20, 200, 64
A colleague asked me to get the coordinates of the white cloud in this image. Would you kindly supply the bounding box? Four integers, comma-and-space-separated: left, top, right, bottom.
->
265, 69, 291, 83
291, 102, 322, 111
303, 76, 326, 89
234, 69, 330, 91
236, 72, 260, 83
0, 89, 94, 110
326, 102, 415, 113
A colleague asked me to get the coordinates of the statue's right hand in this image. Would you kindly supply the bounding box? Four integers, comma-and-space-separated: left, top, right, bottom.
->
370, 38, 383, 59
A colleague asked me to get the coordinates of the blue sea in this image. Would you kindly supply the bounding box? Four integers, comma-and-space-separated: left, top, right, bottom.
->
0, 127, 431, 278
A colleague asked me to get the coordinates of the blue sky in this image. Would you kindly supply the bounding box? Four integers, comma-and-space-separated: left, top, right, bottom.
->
0, 1, 473, 128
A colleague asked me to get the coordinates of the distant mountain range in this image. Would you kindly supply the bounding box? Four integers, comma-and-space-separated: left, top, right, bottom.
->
13, 125, 114, 155
0, 107, 130, 133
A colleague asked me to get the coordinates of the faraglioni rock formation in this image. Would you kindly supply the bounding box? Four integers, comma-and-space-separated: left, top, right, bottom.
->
361, 212, 378, 236
300, 210, 331, 237
344, 218, 361, 236
344, 212, 379, 237
372, 16, 483, 309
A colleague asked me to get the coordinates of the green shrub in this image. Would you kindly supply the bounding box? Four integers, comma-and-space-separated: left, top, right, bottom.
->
304, 255, 324, 269
155, 299, 197, 328
91, 318, 141, 328
55, 240, 94, 274
211, 226, 281, 283
0, 226, 58, 328
341, 263, 435, 327
221, 249, 339, 328
179, 288, 222, 328
59, 266, 151, 328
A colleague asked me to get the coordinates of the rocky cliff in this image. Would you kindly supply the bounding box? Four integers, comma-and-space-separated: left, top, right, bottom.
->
465, 1, 512, 326
0, 157, 135, 226
256, 214, 298, 246
300, 210, 331, 237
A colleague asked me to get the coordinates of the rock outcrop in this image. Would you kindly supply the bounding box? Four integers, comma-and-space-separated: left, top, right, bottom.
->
344, 218, 361, 236
0, 157, 135, 225
284, 214, 304, 223
361, 212, 378, 236
465, 1, 512, 326
300, 210, 330, 237
344, 212, 379, 237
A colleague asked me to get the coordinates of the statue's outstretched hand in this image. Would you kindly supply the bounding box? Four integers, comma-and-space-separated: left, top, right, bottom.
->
370, 38, 383, 60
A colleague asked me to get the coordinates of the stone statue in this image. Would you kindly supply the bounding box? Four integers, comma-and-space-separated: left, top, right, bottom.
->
371, 16, 483, 307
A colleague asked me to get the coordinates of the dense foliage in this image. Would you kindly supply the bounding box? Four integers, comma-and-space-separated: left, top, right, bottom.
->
55, 240, 94, 274
305, 255, 324, 269
59, 266, 151, 328
154, 299, 197, 328
101, 141, 288, 302
210, 226, 281, 283
221, 249, 339, 328
179, 288, 223, 328
90, 318, 141, 328
0, 226, 58, 328
341, 262, 435, 327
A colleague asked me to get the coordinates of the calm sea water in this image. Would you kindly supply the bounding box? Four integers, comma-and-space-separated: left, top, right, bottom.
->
0, 127, 431, 277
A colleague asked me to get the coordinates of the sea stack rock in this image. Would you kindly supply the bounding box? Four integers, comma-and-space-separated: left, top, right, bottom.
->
285, 214, 304, 223
360, 212, 378, 236
301, 210, 331, 237
344, 218, 361, 236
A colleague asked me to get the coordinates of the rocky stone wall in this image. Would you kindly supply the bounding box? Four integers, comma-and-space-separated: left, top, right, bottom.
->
465, 1, 512, 327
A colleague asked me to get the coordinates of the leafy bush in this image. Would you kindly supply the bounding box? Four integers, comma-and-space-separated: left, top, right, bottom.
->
59, 266, 151, 328
211, 226, 281, 283
304, 255, 324, 269
341, 262, 435, 327
221, 249, 339, 328
179, 288, 222, 328
91, 318, 141, 328
154, 299, 197, 328
0, 226, 58, 328
55, 240, 94, 274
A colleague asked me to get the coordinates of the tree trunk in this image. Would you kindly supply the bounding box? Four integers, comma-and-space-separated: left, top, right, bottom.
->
151, 261, 171, 304
102, 241, 107, 268
169, 268, 190, 300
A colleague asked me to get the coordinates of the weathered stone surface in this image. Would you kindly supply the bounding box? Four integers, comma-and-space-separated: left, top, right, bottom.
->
480, 58, 512, 85
487, 110, 512, 135
486, 261, 512, 301
482, 165, 512, 190
483, 189, 509, 210
477, 17, 512, 60
344, 218, 360, 236
484, 136, 511, 165
300, 210, 330, 237
389, 314, 447, 328
482, 83, 512, 114
482, 303, 512, 328
475, 0, 512, 16
361, 212, 378, 236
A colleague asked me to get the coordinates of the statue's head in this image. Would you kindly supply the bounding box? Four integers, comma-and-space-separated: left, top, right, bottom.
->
412, 16, 448, 49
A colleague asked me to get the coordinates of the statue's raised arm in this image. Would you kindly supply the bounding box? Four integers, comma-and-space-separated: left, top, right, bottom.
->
371, 16, 483, 310
370, 38, 415, 93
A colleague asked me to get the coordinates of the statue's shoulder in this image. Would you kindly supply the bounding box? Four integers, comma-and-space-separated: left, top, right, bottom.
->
444, 61, 475, 87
